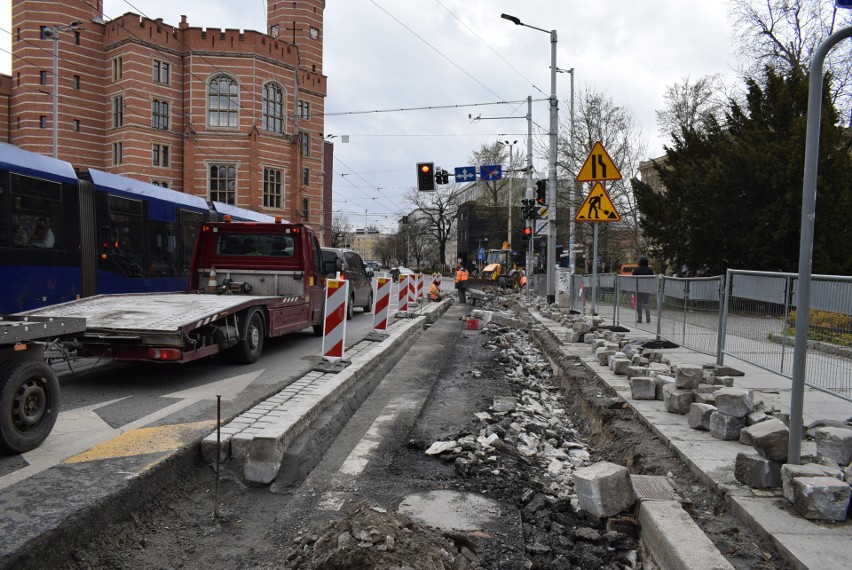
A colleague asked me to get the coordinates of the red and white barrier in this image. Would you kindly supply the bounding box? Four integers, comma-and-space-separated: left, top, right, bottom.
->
415, 273, 424, 301
407, 274, 416, 306
373, 277, 391, 331
322, 278, 349, 360
432, 273, 442, 290
398, 274, 409, 313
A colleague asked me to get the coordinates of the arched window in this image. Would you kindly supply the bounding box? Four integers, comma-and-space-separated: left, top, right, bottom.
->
263, 82, 284, 133
208, 75, 238, 127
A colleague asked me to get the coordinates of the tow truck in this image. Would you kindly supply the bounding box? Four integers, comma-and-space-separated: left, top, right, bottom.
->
1, 220, 338, 453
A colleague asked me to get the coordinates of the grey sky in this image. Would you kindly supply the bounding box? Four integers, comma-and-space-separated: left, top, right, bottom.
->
1, 0, 735, 229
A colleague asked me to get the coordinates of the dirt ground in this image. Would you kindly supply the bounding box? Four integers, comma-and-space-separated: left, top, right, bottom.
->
55, 296, 790, 570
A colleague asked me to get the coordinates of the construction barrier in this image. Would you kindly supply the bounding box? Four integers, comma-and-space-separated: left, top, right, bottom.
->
408, 273, 416, 306
398, 274, 409, 313
415, 273, 424, 301
432, 273, 442, 289
373, 277, 391, 331
322, 278, 349, 360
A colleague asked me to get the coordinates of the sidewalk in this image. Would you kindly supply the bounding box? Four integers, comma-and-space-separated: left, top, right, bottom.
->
530, 308, 852, 570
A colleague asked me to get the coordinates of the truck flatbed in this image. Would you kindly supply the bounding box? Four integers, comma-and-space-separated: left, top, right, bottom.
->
0, 315, 87, 344
22, 292, 286, 333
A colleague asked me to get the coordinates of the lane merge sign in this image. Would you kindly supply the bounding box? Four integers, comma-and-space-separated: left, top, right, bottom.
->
576, 141, 622, 182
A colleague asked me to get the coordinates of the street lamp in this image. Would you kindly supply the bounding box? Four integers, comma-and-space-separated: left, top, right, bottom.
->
498, 139, 518, 246
501, 13, 558, 303
42, 22, 81, 158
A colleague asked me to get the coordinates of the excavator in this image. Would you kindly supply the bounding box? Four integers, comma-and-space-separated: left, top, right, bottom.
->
471, 242, 525, 289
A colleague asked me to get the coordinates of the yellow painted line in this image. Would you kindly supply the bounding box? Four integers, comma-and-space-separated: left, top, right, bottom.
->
63, 420, 216, 464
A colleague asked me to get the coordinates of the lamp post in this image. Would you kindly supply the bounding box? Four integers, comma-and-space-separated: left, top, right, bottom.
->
42, 22, 81, 158
502, 13, 558, 303
498, 139, 518, 246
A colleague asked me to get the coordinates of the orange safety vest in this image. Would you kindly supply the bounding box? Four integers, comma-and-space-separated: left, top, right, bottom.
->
455, 268, 469, 283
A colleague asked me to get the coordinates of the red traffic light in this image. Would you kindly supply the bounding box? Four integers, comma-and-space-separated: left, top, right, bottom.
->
522, 227, 532, 236
420, 164, 432, 174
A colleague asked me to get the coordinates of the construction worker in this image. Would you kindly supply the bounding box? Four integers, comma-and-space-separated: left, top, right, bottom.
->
455, 263, 469, 304
429, 273, 442, 301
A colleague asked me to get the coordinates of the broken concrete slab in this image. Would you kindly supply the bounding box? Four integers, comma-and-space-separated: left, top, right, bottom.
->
713, 388, 754, 418
811, 426, 852, 466
781, 463, 842, 503
688, 403, 716, 431
573, 461, 635, 518
791, 476, 851, 521
744, 418, 789, 462
734, 452, 782, 488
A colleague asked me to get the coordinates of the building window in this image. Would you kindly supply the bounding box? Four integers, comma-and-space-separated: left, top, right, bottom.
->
112, 142, 123, 165
72, 119, 80, 132
39, 115, 46, 128
153, 60, 170, 84
262, 82, 284, 133
300, 132, 310, 156
112, 57, 123, 81
152, 144, 170, 167
302, 168, 310, 186
40, 70, 47, 85
73, 75, 80, 89
209, 164, 236, 204
152, 99, 169, 130
74, 30, 80, 45
113, 95, 124, 127
302, 198, 310, 222
263, 168, 282, 208
297, 100, 310, 120
152, 180, 169, 188
208, 74, 238, 128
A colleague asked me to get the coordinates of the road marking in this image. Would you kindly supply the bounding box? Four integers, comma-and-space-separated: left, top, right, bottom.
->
0, 369, 264, 491
64, 420, 215, 464
317, 394, 422, 511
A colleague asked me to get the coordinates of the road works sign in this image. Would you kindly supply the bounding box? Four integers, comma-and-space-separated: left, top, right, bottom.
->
576, 141, 622, 182
575, 182, 621, 222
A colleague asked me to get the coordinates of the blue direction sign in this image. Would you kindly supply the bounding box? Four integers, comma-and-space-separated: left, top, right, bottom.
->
455, 166, 476, 183
479, 165, 502, 181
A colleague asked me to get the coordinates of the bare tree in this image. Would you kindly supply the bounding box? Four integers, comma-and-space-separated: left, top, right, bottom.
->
729, 0, 852, 122
406, 186, 459, 271
656, 75, 727, 137
330, 213, 352, 248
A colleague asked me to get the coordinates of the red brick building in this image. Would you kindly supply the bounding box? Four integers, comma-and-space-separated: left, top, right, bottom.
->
5, 0, 330, 239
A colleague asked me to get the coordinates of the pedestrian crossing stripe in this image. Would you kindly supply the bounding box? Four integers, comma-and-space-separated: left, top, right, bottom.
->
576, 141, 622, 182
575, 182, 621, 222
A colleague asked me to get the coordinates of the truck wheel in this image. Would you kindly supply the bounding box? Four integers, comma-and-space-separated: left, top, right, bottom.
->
0, 359, 60, 454
234, 311, 264, 364
347, 294, 355, 320
363, 291, 373, 313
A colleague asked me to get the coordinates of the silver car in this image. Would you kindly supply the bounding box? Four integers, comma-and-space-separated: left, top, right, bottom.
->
321, 248, 375, 319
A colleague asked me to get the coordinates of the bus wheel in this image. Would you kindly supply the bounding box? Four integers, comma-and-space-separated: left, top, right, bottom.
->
0, 360, 60, 454
234, 311, 265, 364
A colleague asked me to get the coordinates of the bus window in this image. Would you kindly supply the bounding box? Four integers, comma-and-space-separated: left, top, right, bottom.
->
9, 173, 64, 249
179, 209, 204, 276
148, 220, 178, 277
108, 195, 144, 277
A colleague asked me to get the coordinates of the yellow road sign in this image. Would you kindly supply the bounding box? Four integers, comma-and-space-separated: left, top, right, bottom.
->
576, 141, 622, 182
575, 182, 621, 222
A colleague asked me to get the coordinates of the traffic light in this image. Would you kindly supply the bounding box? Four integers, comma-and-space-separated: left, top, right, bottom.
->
436, 169, 450, 185
535, 179, 547, 205
521, 226, 532, 245
417, 162, 435, 191
521, 198, 537, 220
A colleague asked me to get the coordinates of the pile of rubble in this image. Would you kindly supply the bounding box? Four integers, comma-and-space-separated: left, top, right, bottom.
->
569, 309, 852, 523
284, 502, 481, 569
421, 321, 640, 569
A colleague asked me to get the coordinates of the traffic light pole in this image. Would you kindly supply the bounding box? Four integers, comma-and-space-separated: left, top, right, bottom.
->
525, 96, 534, 294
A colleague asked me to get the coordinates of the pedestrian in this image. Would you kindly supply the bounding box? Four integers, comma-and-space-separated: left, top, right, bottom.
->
632, 255, 655, 323
454, 262, 469, 304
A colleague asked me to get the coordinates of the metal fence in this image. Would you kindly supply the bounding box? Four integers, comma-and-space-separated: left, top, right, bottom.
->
567, 270, 852, 401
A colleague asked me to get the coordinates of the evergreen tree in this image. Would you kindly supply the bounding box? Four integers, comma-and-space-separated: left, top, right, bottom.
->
635, 69, 852, 275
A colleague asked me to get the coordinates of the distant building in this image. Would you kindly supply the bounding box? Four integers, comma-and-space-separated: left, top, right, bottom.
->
348, 227, 382, 261
638, 155, 668, 193
4, 0, 330, 239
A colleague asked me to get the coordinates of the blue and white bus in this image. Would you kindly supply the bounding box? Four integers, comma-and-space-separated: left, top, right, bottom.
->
0, 143, 277, 314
